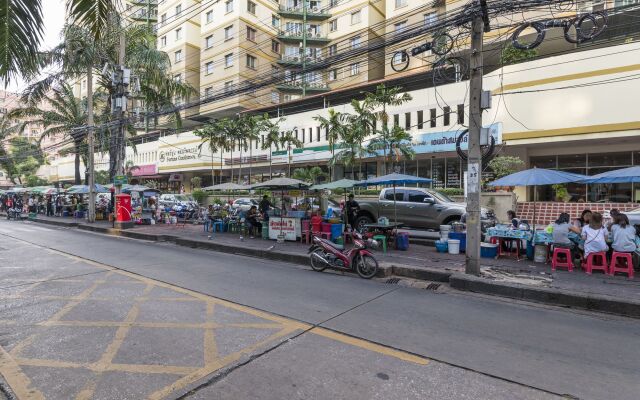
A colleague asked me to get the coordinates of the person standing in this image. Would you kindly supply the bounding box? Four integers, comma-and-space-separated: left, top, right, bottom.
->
259, 195, 273, 220
46, 196, 53, 216
345, 193, 360, 229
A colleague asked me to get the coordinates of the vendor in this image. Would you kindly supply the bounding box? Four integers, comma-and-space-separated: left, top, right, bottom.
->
506, 210, 519, 228
246, 205, 262, 238
345, 194, 359, 229
259, 195, 272, 220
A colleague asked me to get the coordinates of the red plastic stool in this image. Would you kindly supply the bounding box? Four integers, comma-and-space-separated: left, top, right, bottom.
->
551, 247, 573, 272
585, 251, 608, 275
609, 252, 634, 279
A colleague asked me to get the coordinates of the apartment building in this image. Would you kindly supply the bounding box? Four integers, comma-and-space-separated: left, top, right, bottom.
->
126, 0, 159, 27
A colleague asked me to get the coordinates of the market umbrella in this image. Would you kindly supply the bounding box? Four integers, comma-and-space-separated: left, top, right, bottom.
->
202, 182, 249, 191
66, 184, 110, 194
580, 165, 640, 184
122, 185, 157, 193
488, 168, 588, 230
355, 173, 433, 229
28, 186, 58, 195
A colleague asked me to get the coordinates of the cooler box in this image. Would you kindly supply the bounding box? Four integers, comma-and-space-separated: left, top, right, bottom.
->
448, 232, 466, 252
481, 243, 499, 258
396, 232, 409, 251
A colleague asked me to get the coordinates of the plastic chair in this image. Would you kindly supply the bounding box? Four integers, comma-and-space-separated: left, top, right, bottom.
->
212, 221, 224, 233
584, 251, 608, 275
373, 234, 387, 254
301, 220, 311, 244
551, 247, 573, 272
609, 252, 634, 279
227, 220, 239, 233
311, 224, 331, 241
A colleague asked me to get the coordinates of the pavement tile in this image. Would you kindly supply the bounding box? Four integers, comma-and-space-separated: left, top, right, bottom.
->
146, 285, 199, 299
20, 366, 95, 400
92, 371, 182, 400
112, 327, 205, 367
20, 280, 96, 298
88, 282, 148, 299
136, 299, 207, 324
0, 298, 68, 324
20, 326, 118, 363
60, 299, 137, 322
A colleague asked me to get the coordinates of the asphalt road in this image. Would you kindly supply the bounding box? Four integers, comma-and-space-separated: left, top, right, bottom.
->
0, 220, 639, 399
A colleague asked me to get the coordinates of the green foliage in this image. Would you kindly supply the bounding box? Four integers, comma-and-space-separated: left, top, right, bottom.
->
212, 197, 223, 205
9, 137, 45, 184
24, 175, 48, 187
500, 44, 538, 65
191, 189, 207, 205
94, 170, 110, 185
552, 184, 570, 202
488, 156, 524, 179
292, 167, 328, 184
0, 0, 44, 84
190, 176, 202, 189
437, 188, 464, 196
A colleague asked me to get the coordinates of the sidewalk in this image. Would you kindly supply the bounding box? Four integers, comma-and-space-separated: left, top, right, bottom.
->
13, 213, 640, 317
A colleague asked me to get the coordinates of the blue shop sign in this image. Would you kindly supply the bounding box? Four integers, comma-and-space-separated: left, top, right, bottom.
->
412, 122, 502, 154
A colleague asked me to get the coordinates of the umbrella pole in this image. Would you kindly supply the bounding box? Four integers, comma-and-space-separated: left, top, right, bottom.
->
533, 187, 537, 233
393, 183, 398, 234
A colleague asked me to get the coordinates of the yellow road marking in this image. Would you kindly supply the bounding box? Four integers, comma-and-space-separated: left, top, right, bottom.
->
311, 327, 430, 365
0, 346, 45, 400
204, 302, 218, 366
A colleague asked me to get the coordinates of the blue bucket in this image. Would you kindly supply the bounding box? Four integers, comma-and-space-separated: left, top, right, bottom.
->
481, 243, 498, 258
330, 223, 343, 242
435, 241, 448, 253
448, 232, 466, 252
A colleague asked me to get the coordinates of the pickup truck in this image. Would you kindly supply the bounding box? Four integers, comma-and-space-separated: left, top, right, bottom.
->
353, 187, 497, 231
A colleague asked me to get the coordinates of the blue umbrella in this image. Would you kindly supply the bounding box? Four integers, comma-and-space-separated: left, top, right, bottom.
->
580, 166, 640, 184
355, 173, 433, 228
488, 168, 588, 230
66, 184, 110, 194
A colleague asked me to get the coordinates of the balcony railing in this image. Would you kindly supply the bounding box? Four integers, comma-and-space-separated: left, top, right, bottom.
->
277, 30, 330, 43
130, 9, 158, 20
278, 5, 331, 20
276, 80, 329, 92
277, 54, 325, 66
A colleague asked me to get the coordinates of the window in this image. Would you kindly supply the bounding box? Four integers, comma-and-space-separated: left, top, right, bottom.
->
246, 54, 257, 69
351, 10, 361, 24
328, 44, 337, 56
224, 25, 233, 40
329, 19, 337, 32
271, 40, 280, 53
272, 15, 280, 28
424, 12, 438, 27
430, 108, 436, 127
328, 69, 337, 80
247, 0, 256, 14
174, 73, 182, 82
225, 53, 233, 67
350, 36, 361, 49
205, 61, 214, 75
407, 190, 431, 203
175, 28, 182, 40
417, 111, 424, 129
271, 92, 279, 103
225, 0, 233, 13
405, 112, 411, 130
350, 62, 359, 76
272, 65, 280, 76
204, 87, 213, 98
224, 81, 233, 91
393, 114, 399, 126
301, 129, 305, 143
174, 50, 183, 63
392, 51, 408, 66
206, 10, 214, 23
394, 21, 407, 33
175, 4, 182, 16
160, 36, 166, 47
457, 104, 464, 124
395, 0, 407, 8
443, 106, 451, 126
247, 27, 256, 42
384, 189, 404, 201
161, 13, 167, 25
316, 127, 321, 141
205, 35, 213, 49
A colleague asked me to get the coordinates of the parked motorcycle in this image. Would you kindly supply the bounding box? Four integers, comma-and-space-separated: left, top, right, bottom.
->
308, 231, 379, 279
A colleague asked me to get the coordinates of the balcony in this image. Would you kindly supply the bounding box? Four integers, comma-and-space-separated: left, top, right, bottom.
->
277, 31, 330, 44
276, 80, 329, 92
130, 9, 158, 21
129, 0, 158, 5
278, 5, 331, 20
276, 54, 325, 67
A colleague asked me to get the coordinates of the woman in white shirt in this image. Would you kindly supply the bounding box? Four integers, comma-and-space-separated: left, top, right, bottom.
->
581, 212, 609, 258
610, 214, 637, 253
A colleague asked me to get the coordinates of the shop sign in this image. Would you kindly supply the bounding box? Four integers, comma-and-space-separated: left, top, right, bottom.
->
113, 175, 128, 185
411, 122, 502, 154
131, 164, 157, 176
158, 145, 199, 165
268, 217, 301, 241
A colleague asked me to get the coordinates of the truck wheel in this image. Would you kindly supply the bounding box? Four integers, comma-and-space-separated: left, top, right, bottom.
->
354, 215, 373, 231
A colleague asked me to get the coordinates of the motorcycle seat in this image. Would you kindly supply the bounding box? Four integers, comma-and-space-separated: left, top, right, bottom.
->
318, 238, 344, 251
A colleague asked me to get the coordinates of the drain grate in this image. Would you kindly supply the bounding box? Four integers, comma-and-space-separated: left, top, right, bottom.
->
425, 283, 441, 291
385, 278, 401, 285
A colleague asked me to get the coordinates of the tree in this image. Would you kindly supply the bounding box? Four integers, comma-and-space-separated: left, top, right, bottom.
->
10, 83, 93, 184
0, 116, 21, 184
313, 109, 345, 180
124, 160, 140, 183
500, 43, 538, 65
237, 114, 261, 185
8, 137, 45, 185
345, 99, 375, 179
364, 84, 412, 174
487, 155, 524, 178
194, 120, 230, 185
292, 166, 328, 185
279, 130, 303, 177
366, 125, 415, 172
94, 170, 110, 185
261, 115, 284, 179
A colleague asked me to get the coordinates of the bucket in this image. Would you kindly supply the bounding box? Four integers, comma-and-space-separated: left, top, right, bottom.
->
448, 239, 460, 255
440, 225, 451, 242
448, 232, 466, 252
395, 232, 409, 251
331, 224, 343, 242
481, 243, 499, 258
534, 244, 548, 263
435, 240, 448, 253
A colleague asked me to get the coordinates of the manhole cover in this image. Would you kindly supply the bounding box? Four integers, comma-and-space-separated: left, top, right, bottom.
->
425, 283, 441, 291
385, 278, 401, 285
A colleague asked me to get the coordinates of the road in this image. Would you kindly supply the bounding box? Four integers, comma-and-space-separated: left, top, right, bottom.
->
0, 220, 638, 400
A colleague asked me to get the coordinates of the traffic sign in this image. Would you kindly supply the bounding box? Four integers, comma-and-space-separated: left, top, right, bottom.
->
114, 175, 128, 186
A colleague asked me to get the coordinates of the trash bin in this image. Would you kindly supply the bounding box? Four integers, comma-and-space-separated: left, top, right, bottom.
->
261, 221, 269, 239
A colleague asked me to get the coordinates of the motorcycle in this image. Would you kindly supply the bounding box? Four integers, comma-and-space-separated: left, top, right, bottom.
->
308, 231, 379, 279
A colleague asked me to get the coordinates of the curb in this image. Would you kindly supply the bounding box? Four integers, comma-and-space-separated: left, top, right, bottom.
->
449, 273, 640, 318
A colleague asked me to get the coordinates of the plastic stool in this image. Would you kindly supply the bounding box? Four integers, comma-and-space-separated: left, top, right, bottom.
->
301, 220, 311, 244
551, 247, 573, 272
227, 220, 238, 233
609, 252, 634, 279
212, 221, 224, 233
585, 251, 608, 275
373, 235, 387, 254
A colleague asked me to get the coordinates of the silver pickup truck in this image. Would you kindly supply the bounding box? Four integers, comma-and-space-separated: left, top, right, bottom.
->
353, 187, 497, 231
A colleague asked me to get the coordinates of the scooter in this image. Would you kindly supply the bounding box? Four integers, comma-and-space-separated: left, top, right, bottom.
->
308, 231, 379, 279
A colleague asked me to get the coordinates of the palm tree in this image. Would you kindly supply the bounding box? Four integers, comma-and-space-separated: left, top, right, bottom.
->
0, 116, 22, 184
313, 109, 345, 180
0, 0, 116, 85
10, 83, 95, 184
279, 130, 303, 177
239, 114, 262, 185
261, 115, 284, 180
292, 166, 328, 185
194, 121, 230, 185
346, 99, 375, 180
367, 125, 415, 172
332, 114, 368, 180
364, 84, 412, 174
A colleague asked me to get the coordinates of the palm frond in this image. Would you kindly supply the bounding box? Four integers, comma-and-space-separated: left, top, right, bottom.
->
66, 0, 118, 41
0, 0, 44, 84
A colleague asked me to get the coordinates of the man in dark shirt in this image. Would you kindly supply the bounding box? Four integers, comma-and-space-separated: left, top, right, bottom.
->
259, 195, 272, 220
345, 194, 360, 229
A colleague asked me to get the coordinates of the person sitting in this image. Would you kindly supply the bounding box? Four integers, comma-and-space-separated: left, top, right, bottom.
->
573, 209, 592, 229
552, 213, 581, 261
507, 210, 519, 228
246, 205, 262, 238
581, 212, 609, 259
611, 214, 637, 253
607, 208, 620, 232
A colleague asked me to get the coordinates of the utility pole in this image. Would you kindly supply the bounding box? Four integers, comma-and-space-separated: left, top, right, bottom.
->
87, 65, 96, 223
465, 0, 490, 275
116, 33, 128, 194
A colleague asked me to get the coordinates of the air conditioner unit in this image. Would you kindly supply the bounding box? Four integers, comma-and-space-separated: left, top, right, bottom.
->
312, 7, 319, 12
316, 33, 322, 38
